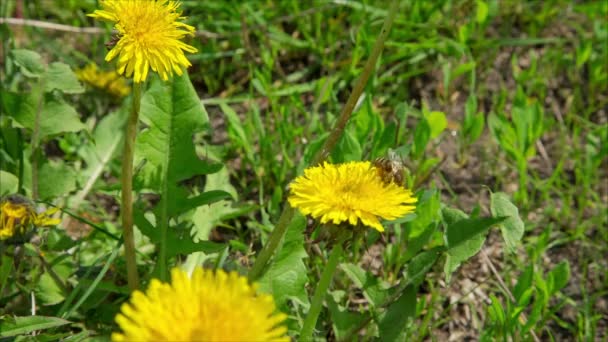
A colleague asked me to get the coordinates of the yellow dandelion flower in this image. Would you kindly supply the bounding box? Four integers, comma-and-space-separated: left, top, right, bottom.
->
288, 161, 417, 232
0, 195, 60, 240
76, 64, 130, 98
112, 267, 288, 342
89, 0, 198, 83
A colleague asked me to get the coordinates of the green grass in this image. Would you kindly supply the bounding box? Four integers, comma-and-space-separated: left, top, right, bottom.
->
0, 0, 606, 340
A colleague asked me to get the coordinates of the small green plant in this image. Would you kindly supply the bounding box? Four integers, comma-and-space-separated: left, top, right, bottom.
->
488, 87, 546, 205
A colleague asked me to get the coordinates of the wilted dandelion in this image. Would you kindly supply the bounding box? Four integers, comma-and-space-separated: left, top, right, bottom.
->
288, 161, 417, 232
89, 0, 198, 83
76, 64, 130, 98
112, 267, 288, 342
0, 195, 60, 240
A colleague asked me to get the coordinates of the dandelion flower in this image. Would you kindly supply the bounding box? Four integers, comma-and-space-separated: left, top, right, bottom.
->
89, 0, 198, 83
0, 195, 60, 240
112, 267, 288, 342
288, 161, 417, 232
76, 64, 130, 98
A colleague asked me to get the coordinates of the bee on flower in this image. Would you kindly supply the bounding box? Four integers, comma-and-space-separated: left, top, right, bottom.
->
0, 194, 61, 242
288, 161, 417, 232
89, 0, 198, 83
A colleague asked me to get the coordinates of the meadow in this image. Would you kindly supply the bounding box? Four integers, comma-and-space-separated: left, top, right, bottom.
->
0, 0, 606, 340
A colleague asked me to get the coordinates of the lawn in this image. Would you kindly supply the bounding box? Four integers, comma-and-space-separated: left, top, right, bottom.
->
0, 0, 606, 340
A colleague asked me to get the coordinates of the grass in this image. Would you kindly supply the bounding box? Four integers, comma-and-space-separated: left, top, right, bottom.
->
0, 0, 606, 340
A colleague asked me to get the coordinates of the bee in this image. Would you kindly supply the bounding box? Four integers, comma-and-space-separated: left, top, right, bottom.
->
372, 150, 407, 186
105, 32, 121, 50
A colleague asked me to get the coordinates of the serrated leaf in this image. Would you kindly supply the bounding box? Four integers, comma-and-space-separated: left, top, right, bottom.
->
0, 170, 19, 195
133, 209, 225, 258
38, 160, 77, 200
44, 62, 84, 94
491, 192, 524, 252
258, 212, 309, 310
11, 49, 45, 78
135, 73, 215, 210
444, 216, 505, 283
341, 263, 387, 307
378, 285, 416, 342
168, 188, 230, 218
0, 316, 71, 337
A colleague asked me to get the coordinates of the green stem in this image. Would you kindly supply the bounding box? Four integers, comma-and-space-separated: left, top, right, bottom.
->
247, 0, 399, 282
16, 129, 24, 194
300, 242, 344, 341
158, 172, 169, 282
248, 206, 295, 281
121, 82, 142, 291
31, 79, 45, 200
311, 0, 400, 166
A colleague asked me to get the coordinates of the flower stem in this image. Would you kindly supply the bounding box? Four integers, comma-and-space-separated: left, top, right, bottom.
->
121, 82, 142, 291
300, 242, 344, 340
248, 206, 295, 281
247, 0, 400, 282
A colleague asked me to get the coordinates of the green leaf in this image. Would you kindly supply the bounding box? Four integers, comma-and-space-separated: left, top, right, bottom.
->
220, 103, 254, 161
34, 273, 66, 306
258, 212, 309, 310
340, 263, 387, 307
332, 129, 362, 162
0, 316, 71, 337
0, 255, 13, 295
547, 261, 570, 295
491, 192, 524, 252
38, 160, 77, 200
168, 189, 230, 218
0, 170, 19, 195
45, 62, 84, 94
378, 285, 416, 341
424, 111, 447, 139
4, 93, 86, 139
444, 214, 505, 283
413, 118, 431, 158
327, 294, 366, 341
403, 247, 442, 288
442, 206, 468, 226
11, 49, 45, 78
135, 73, 215, 203
476, 0, 489, 23
133, 209, 225, 258
513, 265, 534, 302
77, 108, 127, 203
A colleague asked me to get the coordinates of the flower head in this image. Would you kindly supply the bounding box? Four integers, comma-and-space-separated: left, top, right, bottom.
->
112, 268, 288, 342
288, 161, 417, 232
89, 0, 198, 83
76, 64, 130, 98
0, 195, 60, 240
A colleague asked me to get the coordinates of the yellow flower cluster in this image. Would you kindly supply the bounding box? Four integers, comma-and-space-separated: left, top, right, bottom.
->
89, 0, 198, 83
0, 195, 60, 240
112, 267, 288, 342
289, 161, 417, 232
76, 64, 130, 98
